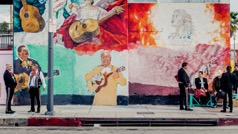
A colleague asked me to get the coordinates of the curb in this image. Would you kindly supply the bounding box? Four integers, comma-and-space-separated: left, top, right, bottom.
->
0, 117, 238, 127
28, 117, 82, 126
0, 118, 27, 126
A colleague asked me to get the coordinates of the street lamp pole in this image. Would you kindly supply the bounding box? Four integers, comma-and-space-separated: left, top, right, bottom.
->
234, 34, 236, 64
45, 0, 55, 115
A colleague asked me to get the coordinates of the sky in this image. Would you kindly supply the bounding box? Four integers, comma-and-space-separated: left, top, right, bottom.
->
0, 5, 10, 23
230, 0, 238, 45
231, 0, 238, 12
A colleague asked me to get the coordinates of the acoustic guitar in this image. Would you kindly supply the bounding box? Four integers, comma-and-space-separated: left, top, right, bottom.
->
69, 6, 124, 43
20, 0, 45, 33
14, 70, 60, 93
87, 66, 125, 93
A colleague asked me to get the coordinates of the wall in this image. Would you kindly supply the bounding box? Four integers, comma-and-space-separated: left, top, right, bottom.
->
0, 50, 13, 104
13, 0, 230, 105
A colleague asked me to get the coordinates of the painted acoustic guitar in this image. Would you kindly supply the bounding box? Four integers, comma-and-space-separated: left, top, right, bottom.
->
14, 70, 60, 93
87, 66, 125, 93
69, 6, 124, 43
20, 0, 45, 33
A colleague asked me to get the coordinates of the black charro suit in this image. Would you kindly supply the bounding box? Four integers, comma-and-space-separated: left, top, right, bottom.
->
195, 77, 208, 90
3, 70, 17, 112
195, 77, 210, 104
178, 68, 190, 109
221, 72, 236, 112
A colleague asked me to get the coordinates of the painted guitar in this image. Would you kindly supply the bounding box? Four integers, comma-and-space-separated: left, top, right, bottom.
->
69, 6, 124, 43
20, 0, 45, 33
14, 70, 60, 93
87, 66, 125, 93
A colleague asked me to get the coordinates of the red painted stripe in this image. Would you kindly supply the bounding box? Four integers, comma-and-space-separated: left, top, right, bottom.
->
28, 118, 82, 126
218, 118, 238, 126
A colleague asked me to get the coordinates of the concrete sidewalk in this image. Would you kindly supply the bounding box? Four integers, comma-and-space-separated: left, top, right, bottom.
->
0, 105, 238, 126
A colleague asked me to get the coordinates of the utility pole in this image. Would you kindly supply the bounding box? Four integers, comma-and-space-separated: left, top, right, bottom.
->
45, 0, 55, 115
10, 5, 13, 31
234, 34, 236, 63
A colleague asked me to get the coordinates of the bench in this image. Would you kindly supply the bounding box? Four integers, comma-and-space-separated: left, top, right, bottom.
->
189, 93, 238, 108
189, 94, 214, 108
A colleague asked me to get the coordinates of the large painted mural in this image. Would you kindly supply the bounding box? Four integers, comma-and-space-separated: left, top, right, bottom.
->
128, 3, 230, 104
13, 0, 230, 105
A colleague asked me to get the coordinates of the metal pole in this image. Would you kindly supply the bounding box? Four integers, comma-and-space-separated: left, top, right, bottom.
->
234, 35, 236, 63
45, 0, 55, 115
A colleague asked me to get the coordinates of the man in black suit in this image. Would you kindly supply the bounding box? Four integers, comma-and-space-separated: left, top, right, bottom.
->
3, 64, 17, 114
220, 66, 236, 113
177, 62, 193, 111
195, 71, 210, 104
232, 64, 238, 94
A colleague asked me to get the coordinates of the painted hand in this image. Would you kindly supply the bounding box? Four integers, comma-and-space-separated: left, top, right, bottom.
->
112, 72, 119, 79
114, 6, 124, 14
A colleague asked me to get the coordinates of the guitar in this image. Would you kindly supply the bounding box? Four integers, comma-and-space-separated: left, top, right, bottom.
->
69, 6, 124, 43
20, 0, 45, 33
87, 66, 125, 93
14, 70, 60, 93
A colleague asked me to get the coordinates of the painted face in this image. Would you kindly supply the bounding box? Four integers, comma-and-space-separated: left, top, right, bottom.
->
101, 53, 111, 67
171, 11, 184, 27
19, 47, 29, 60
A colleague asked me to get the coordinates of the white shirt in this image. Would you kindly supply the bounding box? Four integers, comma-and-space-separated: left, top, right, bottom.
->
200, 77, 204, 88
28, 70, 46, 88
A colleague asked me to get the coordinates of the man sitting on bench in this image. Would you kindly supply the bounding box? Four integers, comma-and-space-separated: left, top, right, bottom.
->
195, 71, 210, 104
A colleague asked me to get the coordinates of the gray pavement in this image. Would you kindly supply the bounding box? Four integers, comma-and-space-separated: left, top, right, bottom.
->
0, 105, 237, 126
0, 105, 237, 119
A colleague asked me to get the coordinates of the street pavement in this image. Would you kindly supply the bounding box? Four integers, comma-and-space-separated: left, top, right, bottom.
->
0, 105, 237, 126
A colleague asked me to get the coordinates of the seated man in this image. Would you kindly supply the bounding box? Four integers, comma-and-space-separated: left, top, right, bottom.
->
212, 70, 223, 108
195, 71, 210, 104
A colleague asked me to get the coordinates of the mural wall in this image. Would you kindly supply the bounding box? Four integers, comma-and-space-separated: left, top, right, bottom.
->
128, 3, 230, 104
0, 51, 13, 104
13, 0, 230, 105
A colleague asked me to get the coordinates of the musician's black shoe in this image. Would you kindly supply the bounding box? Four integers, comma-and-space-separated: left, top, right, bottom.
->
180, 107, 185, 110
185, 108, 193, 111
220, 110, 226, 113
36, 110, 40, 113
5, 110, 15, 114
28, 110, 35, 113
